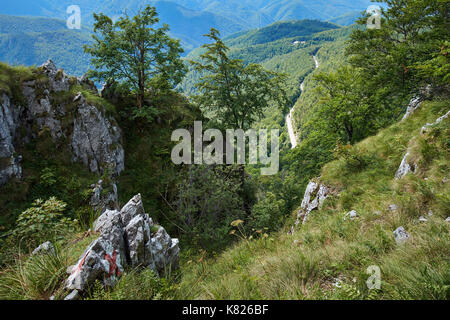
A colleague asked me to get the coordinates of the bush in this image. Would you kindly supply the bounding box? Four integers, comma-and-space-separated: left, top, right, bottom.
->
11, 197, 77, 249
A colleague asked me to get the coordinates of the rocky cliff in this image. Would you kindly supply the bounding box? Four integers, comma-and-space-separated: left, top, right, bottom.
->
0, 60, 124, 188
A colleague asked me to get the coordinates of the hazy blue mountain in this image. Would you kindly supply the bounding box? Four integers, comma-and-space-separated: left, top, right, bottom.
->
0, 15, 92, 76
0, 0, 374, 51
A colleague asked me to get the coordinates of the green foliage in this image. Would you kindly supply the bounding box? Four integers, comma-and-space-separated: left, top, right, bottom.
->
249, 192, 285, 232
10, 198, 77, 248
170, 98, 450, 300
172, 165, 246, 251
86, 269, 177, 300
347, 0, 450, 104
0, 247, 69, 300
191, 28, 289, 130
84, 5, 186, 111
0, 15, 93, 77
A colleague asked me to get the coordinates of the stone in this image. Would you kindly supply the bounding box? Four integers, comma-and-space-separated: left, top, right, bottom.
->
71, 92, 125, 176
418, 216, 428, 223
394, 226, 411, 244
388, 204, 398, 212
445, 217, 450, 223
32, 241, 55, 256
344, 210, 358, 220
150, 226, 179, 274
40, 59, 70, 92
120, 194, 145, 227
65, 237, 125, 291
395, 153, 415, 179
64, 290, 80, 301
77, 74, 98, 94
295, 180, 331, 225
401, 96, 422, 121
93, 209, 121, 233
124, 214, 153, 269
421, 110, 450, 134
0, 94, 22, 186
65, 194, 180, 294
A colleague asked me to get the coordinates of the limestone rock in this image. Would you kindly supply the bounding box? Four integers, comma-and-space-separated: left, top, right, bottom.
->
402, 96, 422, 121
418, 216, 428, 223
124, 214, 155, 269
64, 290, 80, 301
388, 204, 398, 212
32, 241, 55, 256
93, 209, 122, 233
421, 110, 450, 134
77, 74, 98, 94
295, 181, 331, 225
40, 59, 70, 92
344, 210, 358, 220
71, 92, 124, 176
394, 226, 411, 244
395, 152, 416, 179
65, 236, 125, 291
151, 226, 179, 274
0, 94, 22, 186
65, 194, 180, 295
120, 194, 145, 227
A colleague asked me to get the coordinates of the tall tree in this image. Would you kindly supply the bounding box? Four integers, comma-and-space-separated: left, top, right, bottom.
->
84, 5, 186, 111
191, 28, 288, 131
346, 0, 449, 105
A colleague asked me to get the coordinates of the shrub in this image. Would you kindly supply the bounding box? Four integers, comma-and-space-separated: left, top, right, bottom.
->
11, 197, 77, 249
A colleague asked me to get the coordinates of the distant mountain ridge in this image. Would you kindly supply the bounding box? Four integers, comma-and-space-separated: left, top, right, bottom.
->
0, 0, 373, 51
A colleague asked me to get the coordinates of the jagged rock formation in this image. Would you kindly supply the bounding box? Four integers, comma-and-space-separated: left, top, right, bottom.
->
344, 210, 358, 220
32, 241, 55, 256
0, 94, 22, 185
394, 226, 411, 244
65, 194, 179, 296
0, 59, 125, 186
71, 92, 124, 176
395, 109, 450, 180
421, 110, 450, 134
401, 85, 432, 121
295, 180, 332, 225
395, 152, 416, 179
401, 96, 422, 121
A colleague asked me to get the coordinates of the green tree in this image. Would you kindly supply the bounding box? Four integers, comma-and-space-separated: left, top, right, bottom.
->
84, 5, 186, 116
313, 66, 386, 144
191, 28, 288, 130
346, 0, 449, 106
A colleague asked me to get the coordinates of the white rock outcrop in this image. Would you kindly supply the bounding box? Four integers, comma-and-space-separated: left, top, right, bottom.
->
0, 94, 22, 186
394, 226, 411, 244
295, 181, 331, 225
395, 152, 416, 179
0, 60, 125, 186
65, 194, 179, 296
421, 110, 450, 134
71, 92, 124, 176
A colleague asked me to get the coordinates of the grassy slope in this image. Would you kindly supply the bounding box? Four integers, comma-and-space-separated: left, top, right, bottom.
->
171, 98, 450, 300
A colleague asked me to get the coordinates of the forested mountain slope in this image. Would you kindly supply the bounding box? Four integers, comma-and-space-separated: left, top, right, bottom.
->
0, 15, 92, 76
